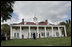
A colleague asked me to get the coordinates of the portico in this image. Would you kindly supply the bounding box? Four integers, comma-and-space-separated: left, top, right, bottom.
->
10, 25, 67, 39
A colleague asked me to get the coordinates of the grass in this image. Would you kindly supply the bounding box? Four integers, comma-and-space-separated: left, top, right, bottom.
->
1, 37, 71, 46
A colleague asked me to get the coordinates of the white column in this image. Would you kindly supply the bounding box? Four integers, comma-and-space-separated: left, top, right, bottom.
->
64, 26, 67, 37
29, 26, 31, 38
45, 26, 47, 37
58, 27, 61, 37
20, 26, 22, 39
52, 26, 53, 37
12, 26, 13, 39
10, 25, 12, 39
37, 26, 39, 38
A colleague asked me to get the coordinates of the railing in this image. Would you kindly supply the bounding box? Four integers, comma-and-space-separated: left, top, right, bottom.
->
10, 24, 65, 27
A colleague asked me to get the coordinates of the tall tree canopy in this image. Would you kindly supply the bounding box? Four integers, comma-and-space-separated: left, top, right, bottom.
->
59, 22, 66, 25
1, 1, 15, 22
66, 19, 71, 36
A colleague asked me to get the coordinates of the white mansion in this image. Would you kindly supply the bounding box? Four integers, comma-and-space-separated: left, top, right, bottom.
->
10, 17, 67, 39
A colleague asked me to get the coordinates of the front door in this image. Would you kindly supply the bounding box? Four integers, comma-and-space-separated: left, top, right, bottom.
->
47, 32, 49, 37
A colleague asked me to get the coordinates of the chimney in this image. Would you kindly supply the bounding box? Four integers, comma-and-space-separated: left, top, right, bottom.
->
22, 19, 24, 22
22, 19, 24, 25
45, 20, 48, 25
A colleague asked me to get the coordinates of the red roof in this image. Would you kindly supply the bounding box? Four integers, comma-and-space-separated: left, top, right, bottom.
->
38, 22, 47, 25
26, 22, 36, 25
11, 19, 50, 25
49, 24, 54, 25
18, 22, 24, 25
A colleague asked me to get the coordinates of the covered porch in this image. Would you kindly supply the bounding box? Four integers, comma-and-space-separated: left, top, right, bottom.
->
10, 25, 67, 39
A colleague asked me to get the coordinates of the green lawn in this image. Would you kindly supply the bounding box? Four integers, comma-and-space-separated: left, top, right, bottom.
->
1, 37, 71, 46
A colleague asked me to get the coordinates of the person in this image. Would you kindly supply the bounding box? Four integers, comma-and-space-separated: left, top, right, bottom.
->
39, 34, 40, 38
33, 33, 36, 40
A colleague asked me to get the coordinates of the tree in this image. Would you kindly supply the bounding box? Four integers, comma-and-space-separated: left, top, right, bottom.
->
1, 24, 10, 35
1, 1, 15, 22
59, 22, 66, 25
59, 19, 71, 37
66, 19, 71, 36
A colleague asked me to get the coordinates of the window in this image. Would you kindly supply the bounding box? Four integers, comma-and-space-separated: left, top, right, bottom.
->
47, 32, 49, 37
14, 33, 16, 38
35, 28, 36, 30
22, 28, 24, 30
56, 32, 59, 37
17, 33, 19, 38
31, 33, 33, 38
14, 33, 19, 39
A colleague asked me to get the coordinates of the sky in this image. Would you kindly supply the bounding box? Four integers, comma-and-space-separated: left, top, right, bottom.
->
1, 1, 71, 25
